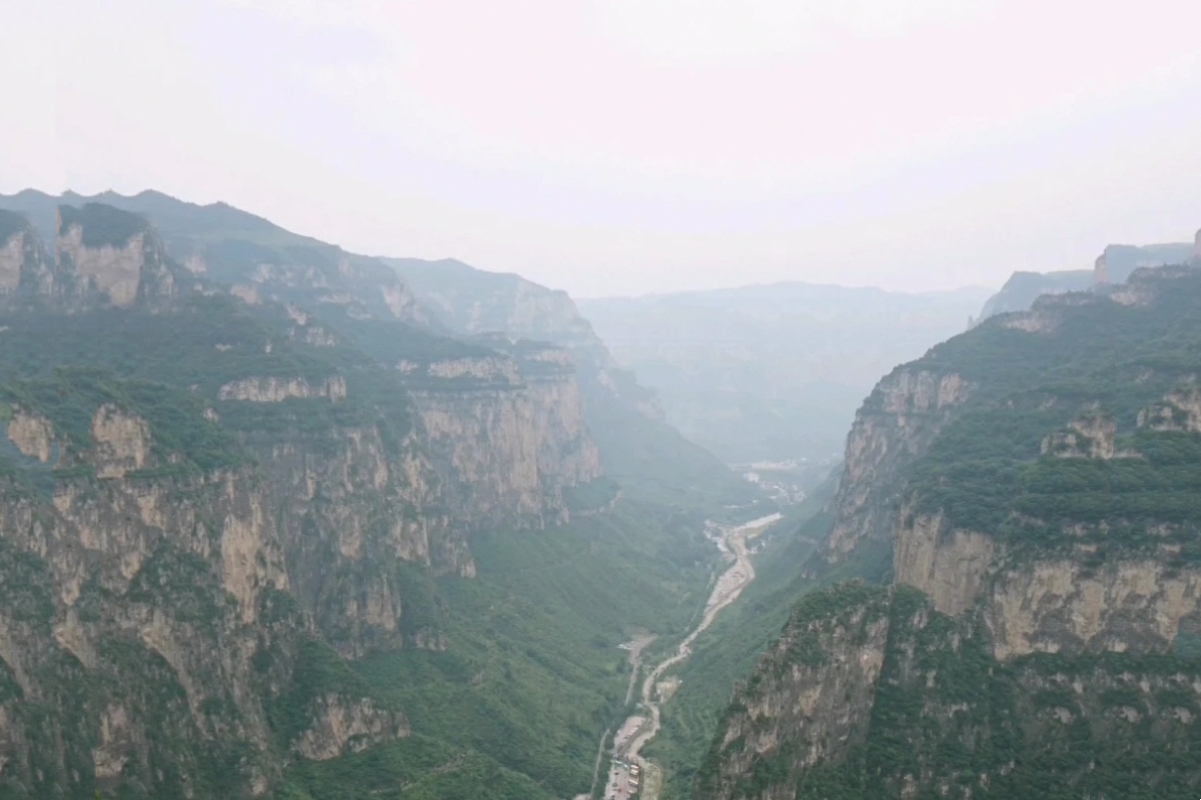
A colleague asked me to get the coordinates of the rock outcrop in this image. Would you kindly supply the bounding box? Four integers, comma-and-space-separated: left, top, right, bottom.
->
823, 370, 969, 562
403, 345, 602, 532
292, 694, 409, 761
55, 204, 178, 309
0, 210, 53, 302
0, 405, 300, 797
387, 257, 667, 422
218, 375, 348, 403
696, 584, 891, 800
1094, 251, 1109, 285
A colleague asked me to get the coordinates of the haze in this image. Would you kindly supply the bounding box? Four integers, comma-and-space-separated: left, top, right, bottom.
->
3, 0, 1200, 296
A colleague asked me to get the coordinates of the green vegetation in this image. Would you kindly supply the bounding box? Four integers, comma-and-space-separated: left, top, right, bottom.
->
278, 734, 557, 800
0, 195, 777, 800
59, 203, 149, 247
582, 375, 765, 515
1, 367, 248, 473
563, 476, 621, 514
703, 585, 1201, 799
0, 208, 28, 242
650, 486, 833, 799
900, 269, 1201, 566
353, 502, 719, 796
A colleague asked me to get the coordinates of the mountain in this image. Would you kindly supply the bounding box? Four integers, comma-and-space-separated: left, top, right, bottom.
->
387, 257, 763, 512
977, 269, 1094, 319
578, 283, 990, 479
697, 257, 1201, 799
0, 192, 752, 799
977, 236, 1199, 321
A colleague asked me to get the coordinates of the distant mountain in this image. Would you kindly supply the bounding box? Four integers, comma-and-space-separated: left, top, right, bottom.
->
977, 238, 1198, 321
0, 189, 434, 326
387, 257, 763, 510
579, 283, 991, 471
977, 269, 1095, 319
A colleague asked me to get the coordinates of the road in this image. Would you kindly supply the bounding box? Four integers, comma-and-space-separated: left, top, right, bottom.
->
602, 513, 781, 800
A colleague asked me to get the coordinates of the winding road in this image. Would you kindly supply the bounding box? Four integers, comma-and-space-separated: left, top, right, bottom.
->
602, 512, 782, 800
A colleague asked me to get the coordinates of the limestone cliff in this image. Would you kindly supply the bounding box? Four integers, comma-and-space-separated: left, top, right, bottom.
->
0, 403, 301, 797
695, 584, 891, 800
55, 204, 178, 309
291, 693, 409, 761
0, 189, 432, 326
244, 419, 472, 658
0, 210, 53, 303
401, 344, 602, 532
386, 256, 666, 421
703, 259, 1201, 799
822, 369, 970, 562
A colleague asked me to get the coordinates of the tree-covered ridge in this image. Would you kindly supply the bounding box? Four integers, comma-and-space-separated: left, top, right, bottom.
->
0, 208, 29, 243
895, 265, 1201, 558
58, 202, 152, 247
699, 261, 1201, 800
1, 368, 248, 476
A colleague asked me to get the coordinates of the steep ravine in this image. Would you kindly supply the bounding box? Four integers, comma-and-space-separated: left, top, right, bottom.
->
603, 514, 781, 800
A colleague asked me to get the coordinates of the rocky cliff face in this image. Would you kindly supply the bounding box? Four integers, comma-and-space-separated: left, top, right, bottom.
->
703, 259, 1201, 799
696, 584, 891, 800
823, 370, 969, 562
0, 376, 438, 796
976, 239, 1195, 322
0, 189, 431, 326
401, 345, 602, 532
0, 211, 53, 303
55, 204, 179, 309
0, 402, 301, 797
0, 200, 620, 798
387, 257, 666, 421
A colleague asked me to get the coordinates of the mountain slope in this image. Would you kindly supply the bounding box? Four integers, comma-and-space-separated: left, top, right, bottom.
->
387, 257, 764, 513
0, 196, 734, 799
698, 258, 1201, 799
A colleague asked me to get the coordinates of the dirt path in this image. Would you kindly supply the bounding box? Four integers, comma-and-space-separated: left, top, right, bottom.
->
603, 513, 781, 800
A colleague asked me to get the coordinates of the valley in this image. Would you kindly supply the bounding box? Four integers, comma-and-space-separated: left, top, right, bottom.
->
604, 513, 781, 800
0, 187, 1198, 800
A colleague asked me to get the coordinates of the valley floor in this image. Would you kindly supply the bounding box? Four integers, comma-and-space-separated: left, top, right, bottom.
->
603, 514, 782, 800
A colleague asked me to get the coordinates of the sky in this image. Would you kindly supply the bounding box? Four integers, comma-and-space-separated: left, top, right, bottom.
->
2, 0, 1200, 297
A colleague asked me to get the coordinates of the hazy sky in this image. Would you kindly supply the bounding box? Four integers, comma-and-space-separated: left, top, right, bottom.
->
3, 0, 1200, 296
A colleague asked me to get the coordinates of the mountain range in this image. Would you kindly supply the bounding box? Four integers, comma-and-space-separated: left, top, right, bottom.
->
0, 189, 761, 799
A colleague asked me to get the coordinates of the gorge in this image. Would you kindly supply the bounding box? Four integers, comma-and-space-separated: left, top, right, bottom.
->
2, 188, 1200, 800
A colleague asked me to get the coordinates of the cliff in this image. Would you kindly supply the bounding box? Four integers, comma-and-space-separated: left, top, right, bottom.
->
0, 202, 617, 797
387, 256, 666, 420
0, 189, 431, 326
400, 343, 602, 531
700, 258, 1201, 799
0, 388, 412, 797
387, 257, 763, 510
55, 203, 180, 309
0, 210, 53, 303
